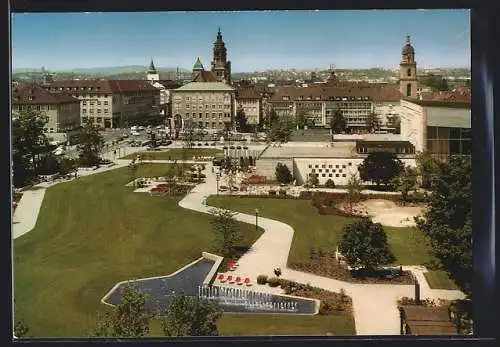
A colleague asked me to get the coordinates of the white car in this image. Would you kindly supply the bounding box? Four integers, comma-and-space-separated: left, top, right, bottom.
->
131, 131, 140, 136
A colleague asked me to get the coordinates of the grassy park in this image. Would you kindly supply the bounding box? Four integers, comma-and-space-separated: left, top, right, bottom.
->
207, 196, 433, 266
13, 164, 262, 337
121, 148, 223, 161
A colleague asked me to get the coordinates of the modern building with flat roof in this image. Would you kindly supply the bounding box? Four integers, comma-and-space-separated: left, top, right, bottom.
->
256, 140, 416, 185
399, 98, 471, 160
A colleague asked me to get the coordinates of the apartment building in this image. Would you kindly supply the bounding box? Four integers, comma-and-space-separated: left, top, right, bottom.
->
42, 79, 161, 128
235, 87, 261, 130
170, 82, 235, 131
12, 84, 81, 143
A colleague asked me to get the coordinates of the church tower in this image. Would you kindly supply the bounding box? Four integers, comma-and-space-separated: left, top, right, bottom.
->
146, 59, 160, 82
211, 27, 231, 84
399, 34, 418, 98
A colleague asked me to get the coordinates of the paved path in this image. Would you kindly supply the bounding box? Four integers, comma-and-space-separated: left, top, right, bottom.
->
178, 162, 466, 335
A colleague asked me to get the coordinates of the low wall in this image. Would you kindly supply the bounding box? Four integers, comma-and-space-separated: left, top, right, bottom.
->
202, 251, 224, 286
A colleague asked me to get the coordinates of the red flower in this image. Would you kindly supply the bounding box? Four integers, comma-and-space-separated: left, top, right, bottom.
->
236, 277, 241, 282
227, 276, 232, 281
217, 274, 224, 280
244, 278, 250, 283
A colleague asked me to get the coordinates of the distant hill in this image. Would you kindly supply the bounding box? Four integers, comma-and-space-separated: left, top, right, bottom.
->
12, 65, 190, 76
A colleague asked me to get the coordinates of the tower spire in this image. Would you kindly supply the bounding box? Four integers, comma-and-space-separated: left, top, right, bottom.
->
406, 33, 411, 44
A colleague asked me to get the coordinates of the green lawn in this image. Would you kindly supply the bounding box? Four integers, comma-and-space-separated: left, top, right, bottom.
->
207, 196, 433, 266
149, 314, 356, 336
424, 270, 459, 290
122, 148, 223, 160
13, 164, 262, 337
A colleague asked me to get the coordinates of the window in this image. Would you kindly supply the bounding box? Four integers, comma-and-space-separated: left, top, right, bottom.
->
336, 174, 339, 177
319, 169, 322, 173
219, 113, 222, 118
36, 105, 41, 111
186, 96, 190, 101
407, 68, 411, 77
192, 113, 196, 117
315, 165, 319, 168
342, 174, 346, 177
212, 104, 216, 109
342, 165, 346, 168
322, 174, 326, 177
322, 164, 326, 168
82, 101, 87, 105
336, 165, 339, 168
329, 174, 333, 177
104, 109, 109, 114
205, 122, 209, 127
308, 164, 312, 168
199, 113, 202, 118
348, 162, 352, 166
406, 83, 412, 97
206, 113, 210, 118
328, 165, 332, 168
97, 109, 102, 114
90, 109, 94, 114
212, 122, 216, 127
186, 113, 189, 118
97, 101, 101, 105
186, 105, 190, 109
315, 174, 319, 177
311, 169, 315, 173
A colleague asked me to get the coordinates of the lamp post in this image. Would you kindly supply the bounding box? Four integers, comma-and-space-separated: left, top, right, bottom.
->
255, 208, 259, 232
216, 172, 220, 196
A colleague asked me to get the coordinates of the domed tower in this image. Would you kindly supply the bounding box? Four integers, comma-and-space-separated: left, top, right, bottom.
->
211, 27, 231, 84
399, 34, 418, 98
146, 58, 160, 81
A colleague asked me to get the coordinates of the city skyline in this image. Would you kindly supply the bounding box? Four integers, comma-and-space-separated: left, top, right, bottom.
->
12, 10, 470, 72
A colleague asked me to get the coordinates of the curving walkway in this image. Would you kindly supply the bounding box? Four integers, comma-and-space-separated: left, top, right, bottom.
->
178, 162, 466, 335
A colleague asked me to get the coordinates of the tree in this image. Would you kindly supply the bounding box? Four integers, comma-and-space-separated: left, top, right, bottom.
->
14, 320, 29, 338
415, 151, 440, 189
264, 108, 279, 130
36, 152, 60, 175
182, 118, 196, 151
325, 179, 335, 188
58, 157, 77, 176
12, 109, 50, 187
209, 208, 242, 257
275, 162, 293, 184
338, 218, 396, 271
128, 158, 139, 186
330, 108, 347, 134
415, 156, 472, 296
422, 74, 450, 92
266, 121, 293, 143
308, 174, 319, 187
161, 292, 221, 336
77, 121, 104, 167
235, 107, 248, 133
92, 284, 152, 337
392, 165, 419, 202
358, 151, 404, 188
365, 112, 380, 134
346, 173, 363, 210
295, 110, 308, 129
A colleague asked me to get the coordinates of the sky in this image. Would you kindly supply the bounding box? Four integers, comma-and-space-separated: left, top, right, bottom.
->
11, 10, 470, 72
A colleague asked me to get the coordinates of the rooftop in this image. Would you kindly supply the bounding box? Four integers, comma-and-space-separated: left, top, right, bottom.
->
236, 87, 261, 99
260, 142, 360, 159
175, 82, 235, 92
42, 79, 158, 93
12, 84, 80, 104
400, 305, 457, 336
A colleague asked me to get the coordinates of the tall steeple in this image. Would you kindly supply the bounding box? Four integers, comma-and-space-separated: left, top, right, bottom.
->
211, 27, 231, 84
399, 34, 418, 98
146, 58, 159, 82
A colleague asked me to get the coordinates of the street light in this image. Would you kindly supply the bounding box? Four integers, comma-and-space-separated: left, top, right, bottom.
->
216, 172, 221, 196
255, 208, 259, 232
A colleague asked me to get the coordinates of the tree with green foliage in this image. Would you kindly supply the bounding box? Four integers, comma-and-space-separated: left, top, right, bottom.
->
358, 151, 404, 188
161, 292, 221, 336
14, 320, 29, 338
422, 74, 450, 92
128, 158, 139, 186
264, 108, 279, 130
392, 165, 419, 202
235, 107, 248, 133
295, 110, 308, 129
36, 152, 61, 175
77, 121, 104, 167
182, 118, 196, 154
415, 151, 440, 189
58, 157, 77, 176
12, 109, 50, 187
267, 120, 293, 143
325, 179, 336, 188
338, 218, 396, 271
346, 173, 363, 210
308, 173, 319, 187
275, 162, 293, 184
365, 112, 380, 134
415, 155, 472, 296
92, 284, 153, 337
209, 208, 242, 257
330, 107, 347, 134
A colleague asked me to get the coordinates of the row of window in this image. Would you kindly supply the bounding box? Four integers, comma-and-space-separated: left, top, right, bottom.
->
174, 94, 230, 102
186, 112, 230, 119
310, 172, 347, 178
82, 100, 109, 106
82, 108, 109, 114
312, 168, 344, 173
14, 104, 56, 111
282, 96, 371, 101
185, 104, 230, 110
308, 163, 352, 169
198, 121, 225, 128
